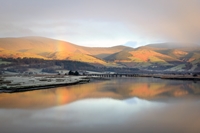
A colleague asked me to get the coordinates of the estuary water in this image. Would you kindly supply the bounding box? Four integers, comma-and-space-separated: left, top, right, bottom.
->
0, 77, 200, 133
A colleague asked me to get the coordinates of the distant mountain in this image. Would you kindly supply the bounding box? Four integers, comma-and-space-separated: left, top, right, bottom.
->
104, 50, 132, 61
0, 37, 200, 71
84, 45, 134, 59
0, 36, 131, 66
146, 43, 198, 49
103, 43, 200, 71
104, 47, 180, 62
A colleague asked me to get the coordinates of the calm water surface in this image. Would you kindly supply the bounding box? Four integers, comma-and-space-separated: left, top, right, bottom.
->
0, 77, 200, 133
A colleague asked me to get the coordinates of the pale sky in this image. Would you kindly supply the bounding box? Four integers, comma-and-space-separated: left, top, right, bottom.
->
0, 0, 200, 47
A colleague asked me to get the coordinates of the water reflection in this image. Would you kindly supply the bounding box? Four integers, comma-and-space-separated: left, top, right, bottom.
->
0, 78, 200, 133
0, 77, 199, 109
0, 98, 200, 133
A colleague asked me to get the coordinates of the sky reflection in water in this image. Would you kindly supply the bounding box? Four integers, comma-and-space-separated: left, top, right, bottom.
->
0, 77, 200, 133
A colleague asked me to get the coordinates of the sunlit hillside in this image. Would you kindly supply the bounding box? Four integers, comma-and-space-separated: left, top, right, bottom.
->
0, 48, 47, 59
155, 49, 188, 59
0, 37, 130, 66
83, 45, 133, 59
0, 36, 200, 71
129, 49, 179, 63
0, 36, 129, 57
104, 48, 180, 63
66, 53, 104, 63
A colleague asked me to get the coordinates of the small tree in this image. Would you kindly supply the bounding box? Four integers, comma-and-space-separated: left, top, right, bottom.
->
74, 71, 79, 76
68, 70, 74, 75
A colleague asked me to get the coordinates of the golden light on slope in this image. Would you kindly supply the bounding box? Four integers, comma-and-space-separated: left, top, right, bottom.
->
0, 37, 121, 66
172, 50, 188, 56
129, 49, 179, 62
0, 37, 199, 68
188, 53, 200, 62
66, 53, 106, 64
0, 37, 124, 65
0, 49, 47, 59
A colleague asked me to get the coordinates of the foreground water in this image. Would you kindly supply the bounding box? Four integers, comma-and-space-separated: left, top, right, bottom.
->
0, 77, 200, 133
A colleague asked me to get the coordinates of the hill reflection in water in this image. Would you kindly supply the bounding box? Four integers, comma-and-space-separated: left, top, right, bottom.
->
0, 77, 199, 109
0, 97, 200, 133
0, 77, 200, 133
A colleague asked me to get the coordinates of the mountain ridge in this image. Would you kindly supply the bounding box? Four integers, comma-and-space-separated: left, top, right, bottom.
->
0, 36, 131, 67
0, 36, 200, 71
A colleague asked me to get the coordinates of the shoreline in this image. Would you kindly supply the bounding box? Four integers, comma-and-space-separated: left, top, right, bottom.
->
151, 74, 200, 81
0, 75, 90, 93
1, 81, 81, 93
1, 74, 199, 93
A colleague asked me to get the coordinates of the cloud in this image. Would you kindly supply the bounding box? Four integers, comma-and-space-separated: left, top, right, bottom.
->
0, 0, 200, 46
0, 22, 35, 37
